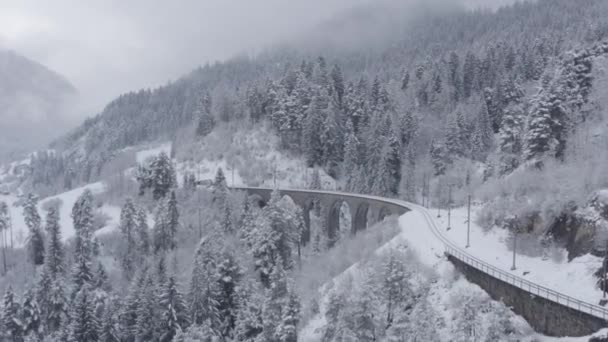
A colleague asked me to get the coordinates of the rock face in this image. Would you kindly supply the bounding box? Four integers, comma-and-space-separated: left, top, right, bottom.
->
545, 192, 608, 261
0, 49, 77, 161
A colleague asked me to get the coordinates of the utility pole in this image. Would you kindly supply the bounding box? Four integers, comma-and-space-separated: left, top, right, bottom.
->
197, 164, 202, 239
466, 194, 471, 248
232, 162, 235, 187
602, 239, 608, 300
447, 186, 452, 231
511, 215, 518, 271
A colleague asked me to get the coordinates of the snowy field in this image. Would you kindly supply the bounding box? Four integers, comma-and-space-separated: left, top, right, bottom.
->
437, 206, 604, 306
0, 182, 122, 247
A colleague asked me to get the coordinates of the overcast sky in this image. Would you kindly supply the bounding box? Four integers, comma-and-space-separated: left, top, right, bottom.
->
0, 0, 514, 117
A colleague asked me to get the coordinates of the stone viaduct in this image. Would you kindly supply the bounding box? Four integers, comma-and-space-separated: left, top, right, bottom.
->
233, 187, 408, 243
233, 186, 608, 337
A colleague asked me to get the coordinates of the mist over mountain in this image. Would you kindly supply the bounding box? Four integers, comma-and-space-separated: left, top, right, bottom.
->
0, 48, 77, 161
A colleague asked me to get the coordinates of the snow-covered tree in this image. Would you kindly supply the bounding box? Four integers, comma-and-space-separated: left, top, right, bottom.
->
67, 285, 99, 342
23, 193, 44, 267
2, 287, 23, 341
158, 276, 190, 342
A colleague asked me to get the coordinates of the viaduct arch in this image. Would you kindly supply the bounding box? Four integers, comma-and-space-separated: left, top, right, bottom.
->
233, 187, 407, 244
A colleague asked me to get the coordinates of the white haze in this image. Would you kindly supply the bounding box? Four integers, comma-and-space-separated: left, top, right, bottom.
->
0, 0, 520, 124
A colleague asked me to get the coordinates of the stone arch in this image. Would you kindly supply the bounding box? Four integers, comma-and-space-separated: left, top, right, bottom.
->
327, 200, 352, 246
353, 202, 370, 234
249, 194, 266, 208
378, 206, 393, 222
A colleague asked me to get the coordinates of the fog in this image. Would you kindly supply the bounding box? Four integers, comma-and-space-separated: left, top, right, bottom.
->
0, 0, 518, 119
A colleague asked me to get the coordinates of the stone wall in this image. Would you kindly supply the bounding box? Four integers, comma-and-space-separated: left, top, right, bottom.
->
448, 255, 607, 337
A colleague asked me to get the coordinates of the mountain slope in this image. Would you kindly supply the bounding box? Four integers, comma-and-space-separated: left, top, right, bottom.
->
0, 48, 77, 161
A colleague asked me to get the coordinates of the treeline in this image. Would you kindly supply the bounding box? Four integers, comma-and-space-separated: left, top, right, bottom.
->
27, 0, 608, 198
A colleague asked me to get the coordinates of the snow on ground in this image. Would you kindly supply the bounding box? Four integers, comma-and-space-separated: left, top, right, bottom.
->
438, 205, 604, 306
299, 208, 605, 341
0, 182, 122, 247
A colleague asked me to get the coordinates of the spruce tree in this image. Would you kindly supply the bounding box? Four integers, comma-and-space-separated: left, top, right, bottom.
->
159, 276, 190, 342
216, 248, 242, 338
99, 299, 120, 342
67, 285, 99, 342
71, 190, 95, 295
119, 198, 137, 276
166, 191, 179, 249
135, 206, 150, 256
2, 287, 23, 342
153, 199, 171, 254
135, 276, 158, 342
189, 239, 220, 330
23, 193, 44, 267
21, 289, 41, 339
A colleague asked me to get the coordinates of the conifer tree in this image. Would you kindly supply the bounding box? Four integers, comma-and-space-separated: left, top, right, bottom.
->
215, 248, 242, 338
135, 276, 158, 342
21, 289, 41, 339
303, 90, 328, 166
135, 206, 150, 256
99, 299, 120, 342
23, 193, 44, 267
195, 91, 215, 137
189, 239, 220, 330
430, 139, 448, 176
331, 64, 345, 108
2, 287, 23, 342
71, 190, 95, 295
67, 285, 99, 342
498, 103, 525, 175
153, 199, 171, 254
277, 292, 300, 342
119, 198, 137, 276
159, 276, 190, 342
167, 191, 179, 249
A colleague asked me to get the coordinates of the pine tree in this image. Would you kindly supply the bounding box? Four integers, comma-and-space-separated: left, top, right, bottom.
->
40, 207, 64, 280
330, 64, 345, 108
463, 52, 478, 98
323, 291, 346, 342
498, 103, 525, 175
523, 91, 555, 165
216, 248, 242, 338
471, 104, 494, 161
23, 193, 44, 267
120, 268, 148, 341
135, 275, 158, 342
99, 299, 120, 342
159, 276, 190, 342
430, 139, 448, 176
195, 90, 215, 137
343, 120, 361, 192
153, 199, 171, 254
94, 262, 110, 292
135, 206, 150, 256
2, 287, 23, 342
321, 104, 343, 177
189, 239, 220, 330
212, 168, 228, 206
120, 198, 137, 276
71, 190, 95, 295
67, 285, 99, 342
383, 252, 409, 328
277, 292, 300, 342
302, 90, 328, 166
21, 289, 41, 339
445, 111, 466, 158
167, 191, 179, 249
